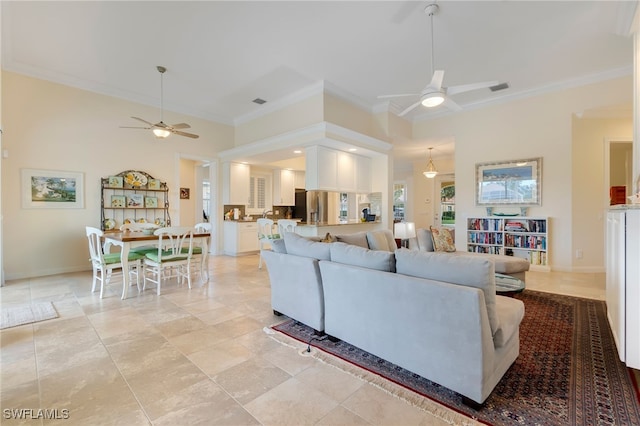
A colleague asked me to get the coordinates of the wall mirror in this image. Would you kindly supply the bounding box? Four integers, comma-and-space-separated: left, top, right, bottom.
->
475, 158, 542, 205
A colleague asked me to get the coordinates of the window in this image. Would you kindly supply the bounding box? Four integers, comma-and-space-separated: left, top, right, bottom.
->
393, 183, 406, 222
202, 180, 210, 222
247, 173, 272, 214
440, 182, 455, 224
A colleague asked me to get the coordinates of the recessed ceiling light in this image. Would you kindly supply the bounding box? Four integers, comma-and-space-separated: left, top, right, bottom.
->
348, 148, 357, 152
293, 150, 302, 154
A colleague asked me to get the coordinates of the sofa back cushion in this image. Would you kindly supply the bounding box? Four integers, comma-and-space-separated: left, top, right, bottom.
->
329, 242, 396, 272
335, 231, 369, 248
416, 228, 435, 252
271, 238, 287, 254
395, 249, 499, 335
283, 232, 331, 260
366, 229, 397, 252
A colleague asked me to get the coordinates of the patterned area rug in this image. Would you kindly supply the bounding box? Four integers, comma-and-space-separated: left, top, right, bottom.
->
271, 291, 640, 425
1, 302, 58, 330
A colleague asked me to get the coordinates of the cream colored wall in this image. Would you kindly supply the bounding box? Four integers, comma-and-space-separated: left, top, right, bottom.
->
323, 93, 373, 136
413, 76, 632, 271
572, 117, 632, 272
179, 159, 196, 228
234, 94, 323, 145
2, 71, 234, 279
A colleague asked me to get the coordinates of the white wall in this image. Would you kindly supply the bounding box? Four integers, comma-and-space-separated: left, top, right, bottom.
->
413, 76, 633, 271
2, 72, 234, 279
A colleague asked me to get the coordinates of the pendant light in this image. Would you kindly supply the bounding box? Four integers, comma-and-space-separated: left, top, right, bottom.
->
423, 148, 438, 179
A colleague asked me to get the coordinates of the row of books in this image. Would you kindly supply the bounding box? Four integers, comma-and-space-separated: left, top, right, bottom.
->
504, 234, 546, 250
467, 232, 504, 245
467, 246, 503, 255
505, 220, 547, 233
110, 194, 159, 208
467, 218, 502, 231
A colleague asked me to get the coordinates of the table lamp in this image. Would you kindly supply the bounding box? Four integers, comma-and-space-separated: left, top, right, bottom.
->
394, 222, 416, 249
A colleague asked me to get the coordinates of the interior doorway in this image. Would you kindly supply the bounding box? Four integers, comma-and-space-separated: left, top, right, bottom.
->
604, 140, 633, 206
434, 174, 455, 228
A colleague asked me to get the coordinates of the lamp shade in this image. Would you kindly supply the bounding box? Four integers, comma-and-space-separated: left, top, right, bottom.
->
394, 222, 416, 239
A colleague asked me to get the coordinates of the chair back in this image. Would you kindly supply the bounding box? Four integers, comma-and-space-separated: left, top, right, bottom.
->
277, 219, 297, 236
86, 226, 105, 266
153, 226, 194, 261
256, 218, 275, 240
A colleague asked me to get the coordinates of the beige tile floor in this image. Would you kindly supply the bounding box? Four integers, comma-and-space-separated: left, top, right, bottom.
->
0, 256, 610, 425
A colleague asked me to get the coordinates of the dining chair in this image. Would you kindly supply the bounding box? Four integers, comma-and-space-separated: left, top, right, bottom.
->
257, 218, 277, 269
187, 222, 211, 281
277, 219, 298, 237
143, 226, 194, 295
85, 226, 144, 299
119, 222, 161, 254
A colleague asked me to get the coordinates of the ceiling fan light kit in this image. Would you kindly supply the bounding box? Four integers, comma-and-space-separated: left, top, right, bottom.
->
121, 66, 199, 139
421, 92, 445, 107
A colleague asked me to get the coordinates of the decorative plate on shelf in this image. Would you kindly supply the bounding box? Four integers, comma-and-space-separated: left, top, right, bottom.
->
124, 171, 148, 188
104, 218, 116, 230
136, 218, 147, 223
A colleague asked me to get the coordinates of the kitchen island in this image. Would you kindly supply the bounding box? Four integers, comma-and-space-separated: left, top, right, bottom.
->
296, 221, 382, 237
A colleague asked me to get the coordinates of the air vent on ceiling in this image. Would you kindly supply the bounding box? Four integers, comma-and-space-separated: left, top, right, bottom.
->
489, 83, 510, 92
252, 98, 267, 105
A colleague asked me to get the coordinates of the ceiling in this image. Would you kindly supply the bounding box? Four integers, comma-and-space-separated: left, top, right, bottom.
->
2, 1, 636, 169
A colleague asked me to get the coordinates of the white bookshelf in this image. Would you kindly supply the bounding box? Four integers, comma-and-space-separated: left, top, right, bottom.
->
466, 216, 550, 271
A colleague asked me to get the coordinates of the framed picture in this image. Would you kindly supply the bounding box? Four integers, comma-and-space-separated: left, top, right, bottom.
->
145, 196, 158, 208
180, 187, 190, 199
148, 179, 161, 190
111, 195, 126, 208
127, 194, 144, 208
21, 168, 84, 209
476, 158, 542, 206
108, 176, 123, 188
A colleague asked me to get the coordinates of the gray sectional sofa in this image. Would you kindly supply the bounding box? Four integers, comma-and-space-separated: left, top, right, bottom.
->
262, 230, 525, 405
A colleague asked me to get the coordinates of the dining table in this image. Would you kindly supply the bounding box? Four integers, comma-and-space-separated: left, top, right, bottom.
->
103, 230, 210, 299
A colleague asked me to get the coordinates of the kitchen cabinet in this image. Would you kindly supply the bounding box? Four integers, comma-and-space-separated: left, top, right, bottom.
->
223, 221, 259, 255
294, 171, 306, 189
223, 162, 250, 205
273, 169, 295, 206
306, 146, 371, 192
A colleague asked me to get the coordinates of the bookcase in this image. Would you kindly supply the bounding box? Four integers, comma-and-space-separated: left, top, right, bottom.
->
466, 216, 549, 270
100, 170, 170, 231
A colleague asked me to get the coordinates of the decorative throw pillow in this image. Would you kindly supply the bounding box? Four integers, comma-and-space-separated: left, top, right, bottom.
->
320, 232, 337, 243
430, 226, 456, 252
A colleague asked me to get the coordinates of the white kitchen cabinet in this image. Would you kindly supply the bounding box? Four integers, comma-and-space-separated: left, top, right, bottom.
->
222, 162, 250, 205
223, 221, 259, 255
273, 169, 295, 206
606, 207, 640, 369
294, 171, 306, 189
355, 155, 371, 193
336, 151, 356, 192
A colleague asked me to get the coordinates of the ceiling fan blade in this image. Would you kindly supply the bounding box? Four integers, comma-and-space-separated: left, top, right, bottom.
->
442, 97, 463, 112
447, 80, 499, 96
399, 100, 422, 117
120, 126, 150, 130
170, 123, 191, 129
131, 116, 154, 126
172, 130, 199, 139
377, 93, 420, 99
427, 70, 445, 91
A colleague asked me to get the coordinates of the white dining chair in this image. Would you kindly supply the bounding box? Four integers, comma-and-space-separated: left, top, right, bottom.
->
257, 218, 276, 269
143, 226, 194, 295
85, 226, 144, 299
277, 219, 298, 237
119, 222, 160, 254
188, 222, 211, 281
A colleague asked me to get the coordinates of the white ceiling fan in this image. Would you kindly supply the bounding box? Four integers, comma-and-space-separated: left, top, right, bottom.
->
121, 66, 199, 139
379, 3, 499, 116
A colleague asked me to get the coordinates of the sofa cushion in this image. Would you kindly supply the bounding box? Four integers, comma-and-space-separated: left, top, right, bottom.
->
271, 238, 287, 254
366, 229, 397, 252
395, 249, 499, 335
329, 242, 396, 272
430, 226, 456, 252
416, 228, 435, 252
336, 231, 369, 248
283, 232, 331, 260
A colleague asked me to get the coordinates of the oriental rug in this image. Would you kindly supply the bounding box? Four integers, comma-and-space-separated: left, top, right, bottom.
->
1, 302, 58, 330
270, 291, 640, 425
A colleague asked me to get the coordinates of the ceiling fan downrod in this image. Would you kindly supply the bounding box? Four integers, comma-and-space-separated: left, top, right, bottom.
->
424, 4, 439, 78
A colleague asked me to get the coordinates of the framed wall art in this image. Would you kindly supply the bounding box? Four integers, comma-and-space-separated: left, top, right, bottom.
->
180, 187, 190, 199
21, 169, 84, 209
475, 158, 542, 206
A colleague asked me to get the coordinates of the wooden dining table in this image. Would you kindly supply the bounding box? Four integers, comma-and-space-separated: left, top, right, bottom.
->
103, 230, 210, 299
